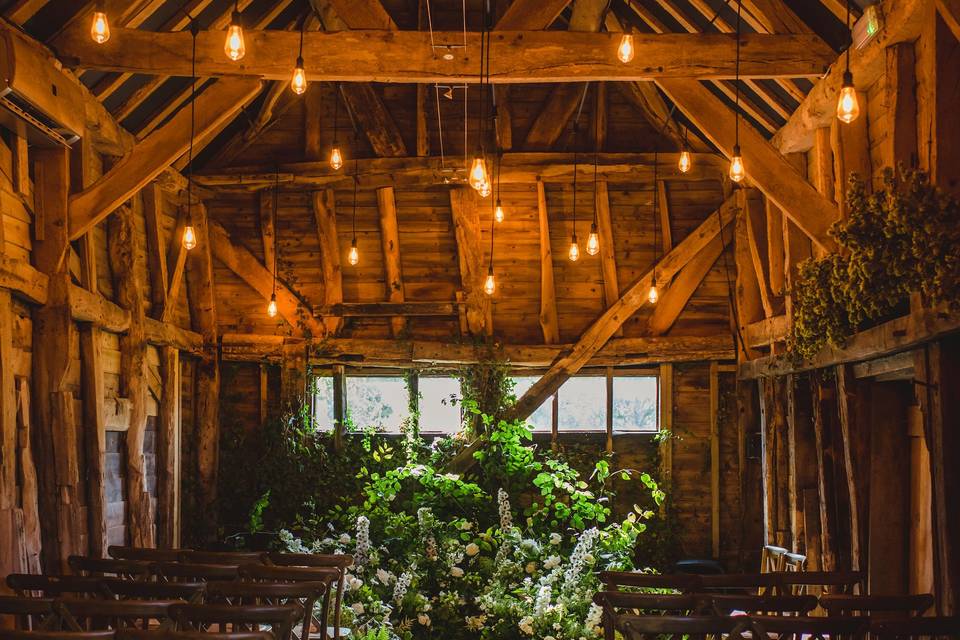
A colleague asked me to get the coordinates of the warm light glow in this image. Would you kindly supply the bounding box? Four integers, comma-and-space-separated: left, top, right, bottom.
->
348, 242, 359, 266
291, 57, 307, 95
182, 225, 197, 250
224, 12, 245, 61
469, 156, 489, 192
568, 236, 580, 262
836, 72, 860, 124
494, 200, 505, 223
586, 225, 600, 256
477, 180, 492, 198
267, 294, 278, 318
91, 11, 110, 44
678, 150, 692, 174
647, 283, 659, 305
617, 33, 635, 64
330, 146, 343, 171
729, 145, 745, 183
483, 271, 496, 296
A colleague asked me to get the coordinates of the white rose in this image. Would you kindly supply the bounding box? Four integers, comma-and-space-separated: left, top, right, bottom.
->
460, 521, 473, 531
351, 603, 365, 615
339, 533, 351, 544
549, 533, 562, 546
450, 566, 464, 578
417, 614, 431, 627
543, 555, 561, 570
465, 543, 480, 557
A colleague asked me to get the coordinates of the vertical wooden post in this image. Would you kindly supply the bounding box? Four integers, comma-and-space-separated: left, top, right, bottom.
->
907, 400, 934, 595
709, 361, 720, 558
157, 346, 180, 548
280, 340, 308, 409
376, 187, 406, 337
917, 7, 960, 195
259, 365, 269, 426
0, 290, 19, 585
313, 189, 344, 335
830, 90, 872, 217
605, 367, 613, 454
594, 181, 621, 337
536, 179, 560, 344
811, 378, 836, 572
15, 379, 41, 573
450, 188, 491, 336
836, 365, 870, 572
659, 363, 673, 515
79, 325, 107, 557
734, 191, 762, 360
736, 377, 763, 570
332, 364, 346, 451
885, 43, 918, 171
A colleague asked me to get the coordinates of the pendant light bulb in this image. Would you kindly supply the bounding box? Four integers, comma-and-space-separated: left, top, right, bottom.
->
330, 146, 343, 171
568, 235, 580, 262
469, 155, 489, 193
291, 57, 307, 95
586, 223, 600, 256
678, 150, 692, 174
182, 224, 197, 251
494, 200, 505, 224
91, 7, 110, 44
729, 144, 745, 183
224, 10, 245, 61
484, 268, 496, 296
617, 32, 635, 64
348, 240, 359, 266
836, 71, 860, 124
648, 280, 659, 305
267, 293, 278, 318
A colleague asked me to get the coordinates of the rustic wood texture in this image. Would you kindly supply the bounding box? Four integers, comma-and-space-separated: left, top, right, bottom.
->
312, 189, 344, 335
376, 187, 406, 336
535, 179, 560, 344
449, 188, 491, 337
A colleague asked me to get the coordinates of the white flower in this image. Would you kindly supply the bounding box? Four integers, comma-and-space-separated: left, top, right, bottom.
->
450, 566, 464, 578
533, 584, 553, 617
465, 615, 487, 631
465, 543, 480, 557
350, 603, 365, 615
585, 603, 603, 633
525, 561, 537, 574
497, 488, 513, 531
375, 568, 394, 585
355, 516, 370, 567
339, 533, 351, 545
460, 521, 473, 531
549, 533, 562, 546
563, 528, 600, 590
543, 555, 561, 570
417, 613, 431, 627
393, 571, 412, 604
518, 616, 535, 636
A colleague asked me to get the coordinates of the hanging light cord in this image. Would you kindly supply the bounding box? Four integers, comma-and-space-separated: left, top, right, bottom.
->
272, 166, 279, 294
332, 82, 339, 146
593, 86, 600, 229
845, 0, 852, 71
653, 147, 659, 271
734, 0, 741, 145
352, 131, 359, 243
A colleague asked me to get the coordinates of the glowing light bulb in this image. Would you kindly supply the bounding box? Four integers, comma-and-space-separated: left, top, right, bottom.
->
469, 156, 489, 192
477, 180, 492, 198
648, 282, 659, 305
484, 270, 496, 296
678, 150, 692, 174
494, 200, 505, 223
291, 57, 307, 95
617, 33, 635, 64
91, 10, 110, 44
330, 146, 343, 171
224, 11, 245, 61
586, 225, 600, 256
836, 71, 860, 124
729, 144, 745, 183
267, 294, 278, 318
568, 236, 580, 262
348, 242, 359, 266
182, 225, 197, 250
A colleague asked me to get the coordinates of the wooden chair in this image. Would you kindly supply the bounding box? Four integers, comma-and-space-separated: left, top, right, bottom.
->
592, 593, 698, 640
150, 564, 239, 583
760, 545, 789, 573
598, 571, 701, 593
107, 548, 185, 563
178, 553, 266, 566
615, 614, 751, 639
264, 554, 353, 640
748, 614, 869, 639
98, 581, 205, 604
6, 576, 109, 599
68, 557, 151, 580
169, 604, 302, 640
238, 567, 339, 640
205, 583, 326, 640
774, 570, 864, 596
0, 631, 116, 640
0, 596, 56, 631
697, 593, 818, 616
820, 594, 935, 617
782, 552, 806, 572
53, 599, 177, 632
870, 616, 960, 638
697, 573, 782, 595
117, 631, 272, 640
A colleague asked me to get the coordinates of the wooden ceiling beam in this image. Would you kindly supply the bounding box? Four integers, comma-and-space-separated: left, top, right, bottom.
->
195, 152, 725, 189
68, 79, 262, 241
647, 233, 725, 336
496, 0, 572, 30
55, 29, 835, 82
449, 189, 492, 337
312, 189, 344, 336
940, 0, 960, 42
3, 0, 48, 24
507, 192, 739, 421
376, 187, 406, 336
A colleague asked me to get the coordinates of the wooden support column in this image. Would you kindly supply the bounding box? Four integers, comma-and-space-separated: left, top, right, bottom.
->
710, 361, 720, 558
184, 203, 219, 543
449, 188, 491, 336
280, 340, 308, 410
742, 190, 777, 317
376, 187, 406, 336
811, 378, 837, 572
765, 198, 785, 297
835, 365, 870, 572
31, 147, 83, 572
0, 289, 19, 585
493, 86, 513, 151
332, 364, 346, 451
161, 207, 189, 323
737, 377, 764, 569
831, 93, 872, 218
594, 182, 619, 336
108, 201, 154, 548
734, 191, 763, 360
312, 189, 344, 335
258, 189, 277, 279
15, 379, 41, 574
156, 346, 179, 548
143, 183, 169, 319
884, 43, 918, 170
659, 363, 674, 503
917, 7, 960, 195
79, 325, 107, 557
907, 398, 934, 595
416, 83, 430, 157
536, 179, 560, 344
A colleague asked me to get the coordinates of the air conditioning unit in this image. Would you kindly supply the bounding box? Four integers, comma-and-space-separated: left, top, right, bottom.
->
0, 24, 83, 147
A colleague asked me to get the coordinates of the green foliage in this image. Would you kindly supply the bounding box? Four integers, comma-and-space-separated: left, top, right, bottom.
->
790, 167, 960, 360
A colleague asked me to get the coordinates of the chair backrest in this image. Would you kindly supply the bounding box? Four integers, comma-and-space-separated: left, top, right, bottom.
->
593, 592, 698, 613
53, 599, 177, 632
749, 615, 869, 639
150, 563, 239, 583
870, 616, 960, 639
98, 581, 205, 604
698, 573, 782, 595
0, 631, 116, 640
169, 604, 302, 640
117, 630, 273, 640
782, 552, 807, 572
107, 548, 185, 563
616, 614, 749, 639
599, 571, 700, 592
700, 593, 819, 616
820, 594, 936, 617
206, 582, 326, 640
761, 545, 789, 573
774, 570, 865, 596
6, 576, 108, 599
262, 555, 352, 640
68, 557, 151, 580
178, 552, 267, 566
0, 596, 56, 631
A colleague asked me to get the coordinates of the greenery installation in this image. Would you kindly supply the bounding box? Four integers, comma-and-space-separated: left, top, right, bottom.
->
791, 167, 960, 360
218, 366, 667, 640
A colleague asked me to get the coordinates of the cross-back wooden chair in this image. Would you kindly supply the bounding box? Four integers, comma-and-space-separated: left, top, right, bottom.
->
820, 594, 935, 618
697, 573, 782, 595
696, 593, 818, 616
169, 604, 302, 640
615, 613, 751, 639
205, 583, 326, 640
117, 630, 273, 640
870, 616, 960, 639
178, 553, 266, 567
52, 599, 177, 632
264, 554, 353, 640
748, 614, 869, 640
107, 549, 185, 563
6, 576, 110, 600
593, 593, 699, 640
781, 553, 806, 572
68, 557, 151, 581
238, 566, 339, 640
774, 570, 864, 596
598, 571, 701, 593
0, 596, 57, 631
760, 545, 789, 573
98, 581, 205, 604
150, 564, 239, 584
0, 630, 116, 640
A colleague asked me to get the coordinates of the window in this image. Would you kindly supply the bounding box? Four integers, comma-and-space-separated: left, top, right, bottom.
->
612, 375, 658, 432
346, 376, 410, 432
558, 376, 606, 431
511, 376, 552, 431
313, 376, 335, 430
418, 377, 462, 433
